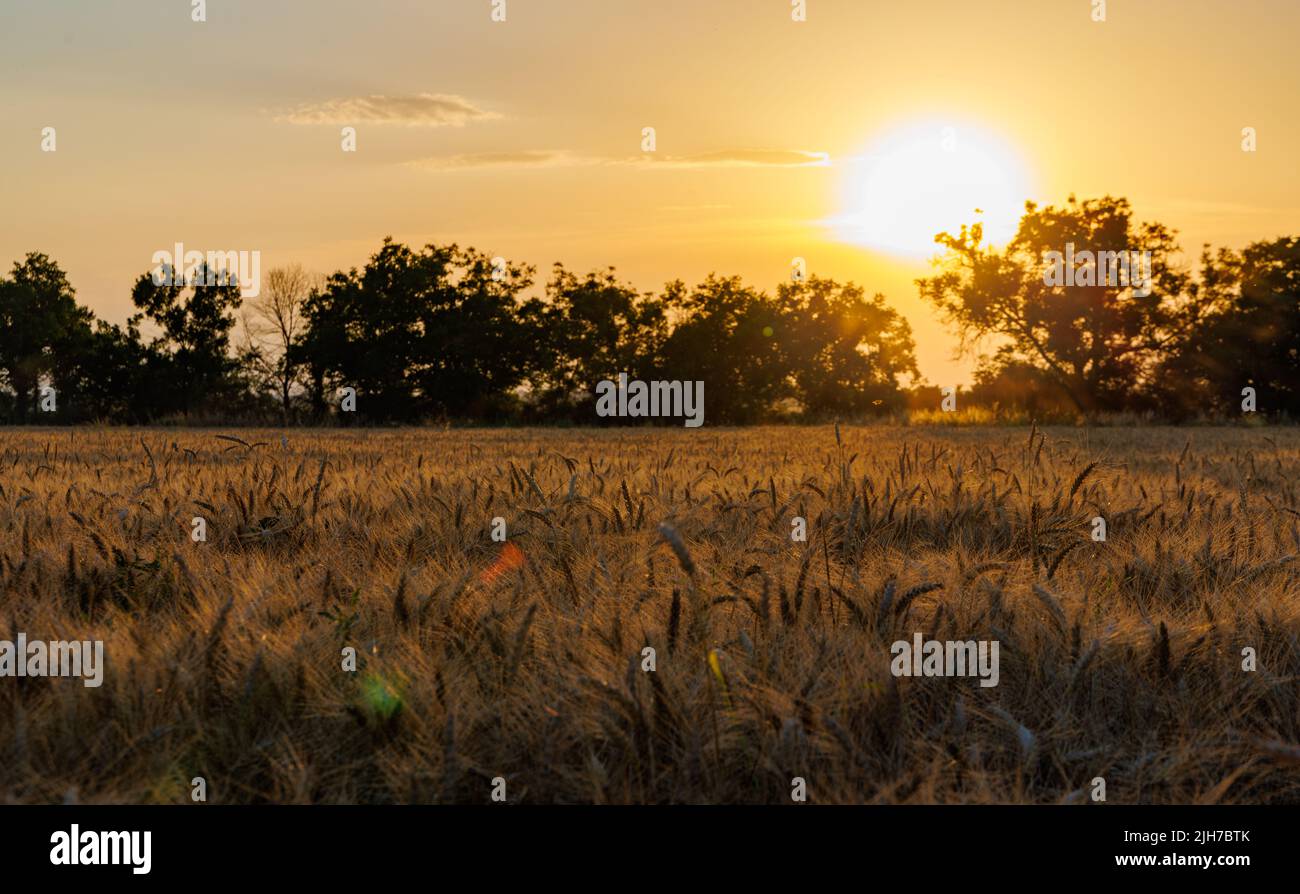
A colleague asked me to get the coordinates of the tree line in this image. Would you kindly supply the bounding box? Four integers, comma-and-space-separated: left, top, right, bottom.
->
2, 195, 1297, 425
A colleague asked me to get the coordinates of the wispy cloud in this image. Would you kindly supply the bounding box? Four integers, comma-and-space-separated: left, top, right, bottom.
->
276, 93, 499, 127
407, 150, 596, 171
407, 148, 831, 172
640, 150, 831, 169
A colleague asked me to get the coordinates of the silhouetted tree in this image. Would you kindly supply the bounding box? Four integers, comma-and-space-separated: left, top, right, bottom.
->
298, 238, 542, 422
918, 196, 1190, 414
410, 245, 546, 420
776, 276, 918, 417
5, 215, 1297, 425
528, 265, 667, 418
57, 319, 151, 422
650, 275, 786, 423
1155, 237, 1300, 416
129, 263, 243, 417
0, 253, 91, 421
244, 264, 316, 423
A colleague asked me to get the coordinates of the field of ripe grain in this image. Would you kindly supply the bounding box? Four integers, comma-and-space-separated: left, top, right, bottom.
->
2, 425, 1299, 804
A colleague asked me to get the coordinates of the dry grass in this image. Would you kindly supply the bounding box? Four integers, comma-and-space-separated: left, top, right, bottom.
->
2, 425, 1299, 804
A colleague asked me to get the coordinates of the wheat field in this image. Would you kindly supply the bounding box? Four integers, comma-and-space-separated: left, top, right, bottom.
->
1, 425, 1298, 804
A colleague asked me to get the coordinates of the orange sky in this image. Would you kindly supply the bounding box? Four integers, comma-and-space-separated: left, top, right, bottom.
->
3, 0, 1297, 385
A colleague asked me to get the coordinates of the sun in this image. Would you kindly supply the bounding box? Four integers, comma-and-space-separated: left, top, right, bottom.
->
831, 120, 1033, 260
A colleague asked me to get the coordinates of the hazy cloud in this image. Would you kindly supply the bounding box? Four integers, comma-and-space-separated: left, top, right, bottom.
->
409, 148, 830, 172
277, 93, 499, 127
641, 150, 831, 169
408, 151, 599, 171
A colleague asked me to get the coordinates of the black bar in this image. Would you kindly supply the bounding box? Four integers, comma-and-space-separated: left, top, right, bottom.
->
2, 805, 1286, 881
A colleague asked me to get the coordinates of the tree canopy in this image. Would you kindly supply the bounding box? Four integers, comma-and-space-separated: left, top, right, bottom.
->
2, 199, 1297, 424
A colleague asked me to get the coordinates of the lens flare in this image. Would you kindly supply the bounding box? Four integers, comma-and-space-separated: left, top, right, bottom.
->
481, 541, 526, 584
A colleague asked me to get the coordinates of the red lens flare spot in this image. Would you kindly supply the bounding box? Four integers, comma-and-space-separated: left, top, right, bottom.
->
481, 541, 526, 583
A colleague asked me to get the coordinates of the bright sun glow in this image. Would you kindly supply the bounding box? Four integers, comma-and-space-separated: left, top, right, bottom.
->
831, 121, 1033, 260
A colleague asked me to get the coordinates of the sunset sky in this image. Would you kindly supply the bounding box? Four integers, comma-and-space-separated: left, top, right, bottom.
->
3, 0, 1297, 385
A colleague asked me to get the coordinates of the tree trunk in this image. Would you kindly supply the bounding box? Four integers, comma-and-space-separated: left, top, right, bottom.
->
13, 383, 29, 424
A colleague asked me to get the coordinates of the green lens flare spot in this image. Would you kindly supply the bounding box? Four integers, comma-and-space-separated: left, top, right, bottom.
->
360, 674, 403, 721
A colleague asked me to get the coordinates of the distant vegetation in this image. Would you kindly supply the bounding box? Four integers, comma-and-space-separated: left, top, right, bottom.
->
2, 196, 1297, 425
